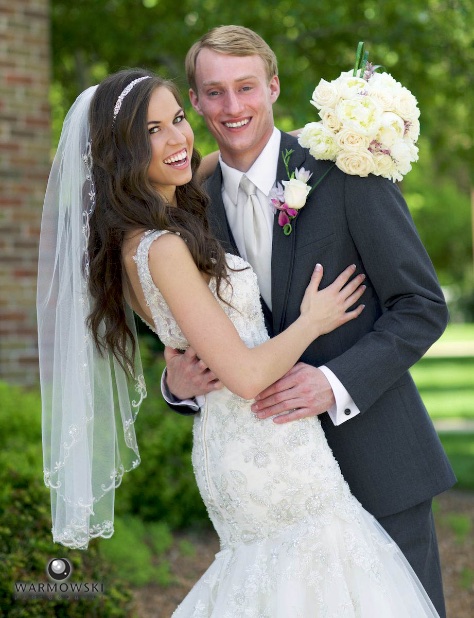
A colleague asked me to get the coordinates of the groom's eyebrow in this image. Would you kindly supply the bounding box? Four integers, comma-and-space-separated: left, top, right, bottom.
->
202, 75, 257, 87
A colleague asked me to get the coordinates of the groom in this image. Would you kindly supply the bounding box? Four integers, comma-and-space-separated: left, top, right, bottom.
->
163, 25, 455, 615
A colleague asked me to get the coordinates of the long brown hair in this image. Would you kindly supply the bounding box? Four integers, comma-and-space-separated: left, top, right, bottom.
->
87, 69, 229, 373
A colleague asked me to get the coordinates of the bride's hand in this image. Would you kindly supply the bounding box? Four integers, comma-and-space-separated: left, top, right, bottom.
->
300, 264, 366, 337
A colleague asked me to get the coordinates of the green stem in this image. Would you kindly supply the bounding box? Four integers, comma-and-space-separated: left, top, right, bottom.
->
353, 41, 365, 76
308, 163, 336, 197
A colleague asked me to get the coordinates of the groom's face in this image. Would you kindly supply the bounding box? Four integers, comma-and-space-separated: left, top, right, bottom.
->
189, 48, 280, 171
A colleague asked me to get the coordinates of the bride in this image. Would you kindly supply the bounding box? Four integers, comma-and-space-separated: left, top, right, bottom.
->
38, 68, 439, 617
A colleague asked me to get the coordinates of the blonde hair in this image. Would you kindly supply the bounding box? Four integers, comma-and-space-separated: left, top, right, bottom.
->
185, 25, 278, 92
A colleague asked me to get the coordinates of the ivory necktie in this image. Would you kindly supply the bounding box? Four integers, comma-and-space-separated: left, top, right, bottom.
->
239, 175, 272, 309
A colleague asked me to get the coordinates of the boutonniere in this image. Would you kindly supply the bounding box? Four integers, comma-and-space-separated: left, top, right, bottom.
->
269, 149, 334, 236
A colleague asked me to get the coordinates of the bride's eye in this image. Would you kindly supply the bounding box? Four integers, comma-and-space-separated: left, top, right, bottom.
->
148, 126, 160, 134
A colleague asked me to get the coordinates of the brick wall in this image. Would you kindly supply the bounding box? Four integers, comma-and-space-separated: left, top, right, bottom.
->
0, 0, 50, 384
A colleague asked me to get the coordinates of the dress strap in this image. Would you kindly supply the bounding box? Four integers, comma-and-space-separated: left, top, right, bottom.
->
133, 229, 173, 295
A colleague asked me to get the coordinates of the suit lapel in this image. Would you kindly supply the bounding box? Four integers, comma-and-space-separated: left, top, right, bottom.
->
271, 133, 306, 334
205, 167, 240, 256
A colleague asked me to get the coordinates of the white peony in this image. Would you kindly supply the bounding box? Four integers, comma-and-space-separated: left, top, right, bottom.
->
404, 117, 420, 142
392, 86, 420, 121
376, 112, 405, 147
335, 95, 383, 136
366, 71, 400, 92
298, 122, 339, 160
334, 71, 367, 99
282, 177, 311, 209
390, 140, 414, 176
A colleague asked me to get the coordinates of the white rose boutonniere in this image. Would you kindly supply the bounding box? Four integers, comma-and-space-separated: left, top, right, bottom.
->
269, 150, 334, 236
298, 42, 420, 182
282, 171, 312, 210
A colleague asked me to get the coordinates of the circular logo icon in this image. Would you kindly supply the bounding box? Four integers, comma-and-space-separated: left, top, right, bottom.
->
47, 558, 72, 581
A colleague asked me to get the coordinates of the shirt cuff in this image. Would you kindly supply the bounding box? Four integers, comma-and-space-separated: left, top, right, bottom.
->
319, 365, 360, 426
161, 368, 202, 411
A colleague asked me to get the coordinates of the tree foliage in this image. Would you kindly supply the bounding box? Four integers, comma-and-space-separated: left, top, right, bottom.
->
50, 0, 473, 287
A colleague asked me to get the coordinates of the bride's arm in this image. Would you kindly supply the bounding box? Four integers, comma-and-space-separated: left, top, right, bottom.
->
146, 234, 364, 400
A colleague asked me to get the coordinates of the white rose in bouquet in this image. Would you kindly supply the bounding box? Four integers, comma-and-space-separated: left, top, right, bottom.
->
336, 128, 370, 152
319, 107, 342, 133
372, 152, 398, 179
336, 150, 375, 177
298, 42, 420, 182
310, 79, 340, 109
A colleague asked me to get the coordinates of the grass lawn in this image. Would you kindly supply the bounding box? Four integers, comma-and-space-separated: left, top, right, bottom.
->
410, 324, 474, 490
435, 322, 474, 342
437, 432, 474, 492
411, 323, 474, 421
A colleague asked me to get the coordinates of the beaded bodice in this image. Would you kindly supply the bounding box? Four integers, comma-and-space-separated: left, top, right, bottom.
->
133, 229, 269, 351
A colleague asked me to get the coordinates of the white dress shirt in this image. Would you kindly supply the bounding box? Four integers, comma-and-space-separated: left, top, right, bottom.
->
163, 127, 360, 425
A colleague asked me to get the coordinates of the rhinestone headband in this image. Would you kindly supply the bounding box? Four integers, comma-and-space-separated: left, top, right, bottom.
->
112, 76, 151, 125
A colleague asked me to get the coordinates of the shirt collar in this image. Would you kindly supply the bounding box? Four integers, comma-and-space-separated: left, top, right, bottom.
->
219, 127, 281, 205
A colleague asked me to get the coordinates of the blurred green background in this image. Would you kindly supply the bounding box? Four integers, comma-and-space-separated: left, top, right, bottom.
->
2, 0, 473, 615
50, 0, 474, 310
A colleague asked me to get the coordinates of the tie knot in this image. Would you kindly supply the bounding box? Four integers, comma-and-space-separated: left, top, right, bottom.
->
240, 175, 257, 197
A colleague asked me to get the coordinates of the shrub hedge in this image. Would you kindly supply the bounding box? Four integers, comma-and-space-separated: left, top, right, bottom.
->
0, 336, 211, 609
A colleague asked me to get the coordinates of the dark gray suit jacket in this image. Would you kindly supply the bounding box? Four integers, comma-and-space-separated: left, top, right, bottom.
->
202, 131, 456, 518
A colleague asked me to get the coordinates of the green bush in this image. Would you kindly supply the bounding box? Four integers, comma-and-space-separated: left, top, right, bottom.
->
0, 341, 210, 603
116, 338, 209, 529
0, 382, 135, 616
99, 516, 175, 587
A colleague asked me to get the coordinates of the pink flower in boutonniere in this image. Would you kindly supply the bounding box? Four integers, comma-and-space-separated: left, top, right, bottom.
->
270, 149, 334, 235
269, 150, 312, 236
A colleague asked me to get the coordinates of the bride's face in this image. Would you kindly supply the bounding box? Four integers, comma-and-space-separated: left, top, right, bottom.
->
147, 86, 194, 204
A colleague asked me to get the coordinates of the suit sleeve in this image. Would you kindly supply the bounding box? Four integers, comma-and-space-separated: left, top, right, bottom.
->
161, 368, 201, 416
325, 173, 448, 413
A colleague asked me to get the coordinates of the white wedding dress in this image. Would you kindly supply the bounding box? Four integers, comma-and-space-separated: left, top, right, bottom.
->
135, 230, 439, 618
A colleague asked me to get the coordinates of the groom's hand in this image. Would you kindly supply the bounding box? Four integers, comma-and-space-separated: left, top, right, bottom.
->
251, 363, 335, 423
164, 346, 222, 400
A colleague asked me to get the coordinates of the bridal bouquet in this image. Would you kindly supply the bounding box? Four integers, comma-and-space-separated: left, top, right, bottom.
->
298, 43, 420, 182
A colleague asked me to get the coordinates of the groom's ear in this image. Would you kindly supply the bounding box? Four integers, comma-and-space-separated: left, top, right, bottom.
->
269, 75, 280, 104
189, 88, 203, 116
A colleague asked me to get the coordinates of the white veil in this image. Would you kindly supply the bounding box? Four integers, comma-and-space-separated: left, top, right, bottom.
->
37, 86, 146, 549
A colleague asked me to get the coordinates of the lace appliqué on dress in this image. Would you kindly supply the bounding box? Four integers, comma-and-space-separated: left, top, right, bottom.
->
134, 229, 438, 618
